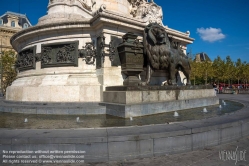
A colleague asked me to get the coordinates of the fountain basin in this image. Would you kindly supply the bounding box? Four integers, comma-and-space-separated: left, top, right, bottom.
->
0, 95, 248, 163
0, 99, 242, 129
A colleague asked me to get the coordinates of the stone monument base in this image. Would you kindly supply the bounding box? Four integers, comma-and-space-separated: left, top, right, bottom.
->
103, 85, 219, 118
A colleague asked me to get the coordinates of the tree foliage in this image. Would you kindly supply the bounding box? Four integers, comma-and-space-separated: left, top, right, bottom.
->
189, 54, 249, 87
212, 56, 224, 84
223, 56, 235, 86
234, 58, 244, 84
1, 50, 17, 95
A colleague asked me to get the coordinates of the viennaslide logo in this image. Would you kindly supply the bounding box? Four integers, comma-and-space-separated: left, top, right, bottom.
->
219, 146, 246, 165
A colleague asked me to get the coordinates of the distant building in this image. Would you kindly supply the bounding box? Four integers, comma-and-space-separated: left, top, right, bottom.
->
0, 11, 32, 52
0, 11, 32, 95
194, 52, 212, 62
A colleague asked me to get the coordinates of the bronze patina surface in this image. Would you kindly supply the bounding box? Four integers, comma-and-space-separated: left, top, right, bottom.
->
142, 23, 191, 85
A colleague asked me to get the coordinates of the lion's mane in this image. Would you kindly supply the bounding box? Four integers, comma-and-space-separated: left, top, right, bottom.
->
144, 23, 172, 70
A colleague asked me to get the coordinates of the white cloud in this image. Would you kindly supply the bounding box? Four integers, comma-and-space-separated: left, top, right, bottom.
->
197, 27, 225, 42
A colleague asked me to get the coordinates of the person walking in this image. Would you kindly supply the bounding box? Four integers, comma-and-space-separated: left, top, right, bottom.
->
219, 86, 223, 94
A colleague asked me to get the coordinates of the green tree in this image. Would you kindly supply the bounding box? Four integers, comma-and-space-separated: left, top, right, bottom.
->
189, 59, 202, 85
187, 50, 200, 85
189, 59, 196, 85
189, 54, 248, 87
223, 56, 235, 86
206, 62, 214, 84
242, 62, 249, 88
212, 56, 225, 84
234, 58, 243, 85
1, 50, 17, 95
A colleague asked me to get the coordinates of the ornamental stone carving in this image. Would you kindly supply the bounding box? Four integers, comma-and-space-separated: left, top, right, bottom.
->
100, 35, 116, 63
56, 44, 76, 63
79, 42, 96, 65
41, 41, 79, 68
128, 0, 163, 25
76, 0, 91, 11
16, 46, 36, 72
49, 0, 95, 11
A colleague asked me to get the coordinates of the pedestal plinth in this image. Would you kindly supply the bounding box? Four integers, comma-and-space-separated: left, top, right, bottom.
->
103, 85, 219, 118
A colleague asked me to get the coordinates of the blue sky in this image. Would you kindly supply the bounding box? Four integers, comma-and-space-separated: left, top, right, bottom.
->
1, 0, 249, 62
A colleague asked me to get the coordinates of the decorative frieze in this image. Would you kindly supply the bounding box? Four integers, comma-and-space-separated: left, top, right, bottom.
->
16, 46, 36, 72
41, 41, 78, 68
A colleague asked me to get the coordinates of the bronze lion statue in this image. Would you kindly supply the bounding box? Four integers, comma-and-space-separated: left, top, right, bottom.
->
141, 23, 191, 85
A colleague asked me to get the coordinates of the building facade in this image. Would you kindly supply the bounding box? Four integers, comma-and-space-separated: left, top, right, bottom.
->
0, 11, 32, 52
0, 11, 32, 95
195, 52, 212, 62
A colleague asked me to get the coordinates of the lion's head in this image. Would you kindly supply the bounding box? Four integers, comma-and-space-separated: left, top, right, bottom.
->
145, 23, 169, 46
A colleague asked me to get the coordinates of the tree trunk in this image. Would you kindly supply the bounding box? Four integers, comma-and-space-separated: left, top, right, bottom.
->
205, 70, 207, 85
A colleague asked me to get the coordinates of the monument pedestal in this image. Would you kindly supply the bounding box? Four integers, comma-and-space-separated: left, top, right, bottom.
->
103, 85, 219, 118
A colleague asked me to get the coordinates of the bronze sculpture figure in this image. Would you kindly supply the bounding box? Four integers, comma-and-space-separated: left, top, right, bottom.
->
141, 23, 191, 85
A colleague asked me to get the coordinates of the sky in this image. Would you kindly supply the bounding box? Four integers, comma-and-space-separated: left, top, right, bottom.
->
1, 0, 249, 62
